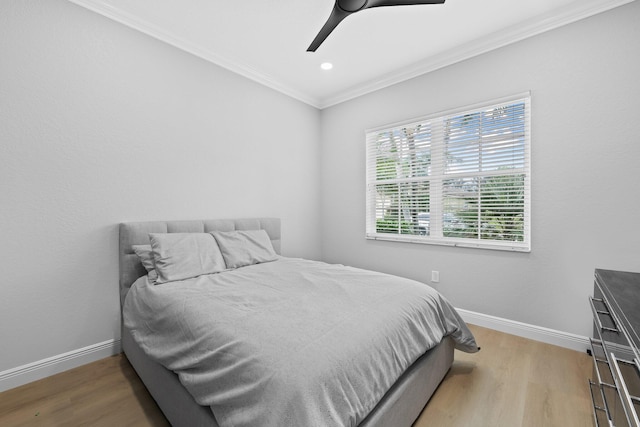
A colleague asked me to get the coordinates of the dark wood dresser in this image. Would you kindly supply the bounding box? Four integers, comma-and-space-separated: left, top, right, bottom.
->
589, 269, 640, 427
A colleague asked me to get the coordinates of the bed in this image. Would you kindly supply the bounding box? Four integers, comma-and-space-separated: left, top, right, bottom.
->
119, 218, 478, 427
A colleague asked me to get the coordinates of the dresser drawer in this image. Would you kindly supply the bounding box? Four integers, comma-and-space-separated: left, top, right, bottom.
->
610, 355, 640, 427
589, 271, 640, 427
589, 338, 617, 426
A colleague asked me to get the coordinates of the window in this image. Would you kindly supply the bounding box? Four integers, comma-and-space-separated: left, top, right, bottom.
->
366, 93, 531, 251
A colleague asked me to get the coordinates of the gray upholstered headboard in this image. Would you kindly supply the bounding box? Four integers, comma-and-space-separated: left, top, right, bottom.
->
118, 218, 281, 306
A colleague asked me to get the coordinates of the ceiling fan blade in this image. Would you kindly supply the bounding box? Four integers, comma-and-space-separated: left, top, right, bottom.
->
307, 5, 352, 52
307, 0, 445, 52
366, 0, 445, 8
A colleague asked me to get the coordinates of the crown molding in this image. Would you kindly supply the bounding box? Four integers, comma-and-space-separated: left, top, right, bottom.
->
66, 0, 322, 108
318, 0, 636, 108
68, 0, 634, 110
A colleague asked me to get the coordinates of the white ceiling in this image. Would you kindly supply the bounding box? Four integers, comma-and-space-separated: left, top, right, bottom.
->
70, 0, 632, 108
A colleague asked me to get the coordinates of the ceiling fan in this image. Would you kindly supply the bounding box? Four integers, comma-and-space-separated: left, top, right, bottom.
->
307, 0, 446, 52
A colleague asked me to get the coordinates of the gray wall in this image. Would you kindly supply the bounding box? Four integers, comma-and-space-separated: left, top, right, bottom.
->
0, 0, 321, 372
319, 1, 640, 338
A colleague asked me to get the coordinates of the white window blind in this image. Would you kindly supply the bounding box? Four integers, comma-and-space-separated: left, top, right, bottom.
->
366, 93, 531, 251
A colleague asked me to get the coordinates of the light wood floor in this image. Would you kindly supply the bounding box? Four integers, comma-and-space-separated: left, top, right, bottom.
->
0, 324, 594, 427
414, 325, 594, 427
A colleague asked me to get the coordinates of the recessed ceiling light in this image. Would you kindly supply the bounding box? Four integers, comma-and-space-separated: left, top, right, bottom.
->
320, 62, 333, 71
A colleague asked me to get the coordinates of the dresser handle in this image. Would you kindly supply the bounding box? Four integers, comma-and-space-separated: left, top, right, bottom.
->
610, 354, 640, 427
589, 338, 616, 388
589, 297, 620, 334
618, 357, 640, 406
588, 380, 604, 427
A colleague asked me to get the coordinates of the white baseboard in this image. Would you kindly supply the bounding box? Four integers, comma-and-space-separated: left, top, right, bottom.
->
0, 310, 590, 394
0, 339, 122, 393
457, 308, 590, 353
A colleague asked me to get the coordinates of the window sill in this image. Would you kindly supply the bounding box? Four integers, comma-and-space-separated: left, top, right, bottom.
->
365, 234, 531, 253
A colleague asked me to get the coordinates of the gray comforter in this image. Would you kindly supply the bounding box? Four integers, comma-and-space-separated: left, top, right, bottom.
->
124, 257, 478, 427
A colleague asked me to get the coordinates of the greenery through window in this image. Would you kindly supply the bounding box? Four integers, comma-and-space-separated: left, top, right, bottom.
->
366, 94, 531, 251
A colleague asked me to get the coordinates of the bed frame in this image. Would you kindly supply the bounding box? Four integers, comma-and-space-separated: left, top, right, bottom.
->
119, 218, 454, 427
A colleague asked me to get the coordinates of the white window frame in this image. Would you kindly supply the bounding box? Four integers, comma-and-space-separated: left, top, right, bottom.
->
366, 92, 531, 252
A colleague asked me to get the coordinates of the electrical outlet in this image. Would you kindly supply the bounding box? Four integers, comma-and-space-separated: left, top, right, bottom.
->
431, 271, 440, 283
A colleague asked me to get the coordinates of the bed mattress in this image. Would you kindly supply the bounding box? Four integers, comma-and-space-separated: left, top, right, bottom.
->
124, 257, 478, 427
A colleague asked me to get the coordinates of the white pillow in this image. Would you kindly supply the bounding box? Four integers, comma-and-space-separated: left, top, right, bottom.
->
149, 233, 226, 284
132, 244, 158, 283
211, 229, 278, 269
